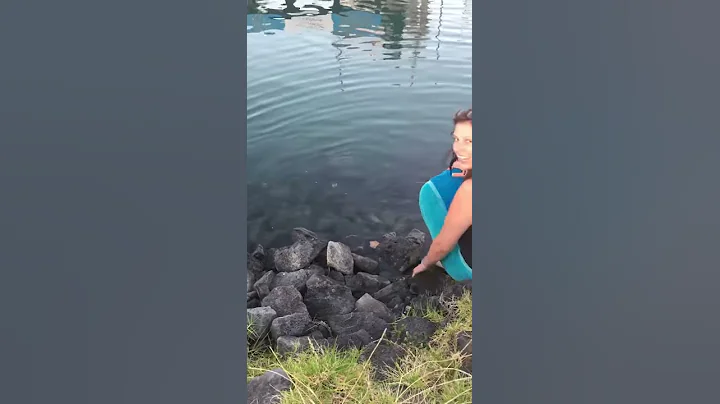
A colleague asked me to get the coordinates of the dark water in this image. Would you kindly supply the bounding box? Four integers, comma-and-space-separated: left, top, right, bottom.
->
247, 0, 472, 248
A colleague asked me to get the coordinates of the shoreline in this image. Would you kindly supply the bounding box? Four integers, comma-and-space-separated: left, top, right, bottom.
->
246, 227, 472, 403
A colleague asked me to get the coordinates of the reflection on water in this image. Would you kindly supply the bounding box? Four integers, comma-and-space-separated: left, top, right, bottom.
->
247, 0, 471, 248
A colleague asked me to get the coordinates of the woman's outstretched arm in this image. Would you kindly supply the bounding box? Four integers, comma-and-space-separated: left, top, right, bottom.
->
413, 178, 472, 276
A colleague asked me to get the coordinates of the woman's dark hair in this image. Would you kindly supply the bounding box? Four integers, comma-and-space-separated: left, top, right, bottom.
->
447, 108, 472, 177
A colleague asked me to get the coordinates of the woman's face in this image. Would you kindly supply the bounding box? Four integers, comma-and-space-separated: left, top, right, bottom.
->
452, 121, 472, 171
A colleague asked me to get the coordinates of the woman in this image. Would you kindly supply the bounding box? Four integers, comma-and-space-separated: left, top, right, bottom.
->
412, 108, 473, 277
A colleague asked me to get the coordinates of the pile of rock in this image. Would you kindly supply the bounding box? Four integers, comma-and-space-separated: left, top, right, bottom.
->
246, 227, 472, 404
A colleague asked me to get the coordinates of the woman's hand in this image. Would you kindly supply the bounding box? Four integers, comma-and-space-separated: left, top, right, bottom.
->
412, 262, 429, 277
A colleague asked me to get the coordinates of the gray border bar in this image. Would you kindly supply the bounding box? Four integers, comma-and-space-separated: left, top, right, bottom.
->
474, 1, 720, 403
0, 0, 247, 403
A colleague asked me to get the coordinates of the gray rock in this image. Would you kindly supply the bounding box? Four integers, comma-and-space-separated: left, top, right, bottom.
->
253, 271, 275, 300
270, 312, 312, 340
306, 264, 327, 278
355, 293, 394, 322
327, 270, 345, 284
270, 269, 310, 294
251, 244, 266, 261
442, 279, 473, 300
358, 340, 406, 381
326, 241, 354, 275
326, 311, 389, 340
406, 228, 426, 244
308, 330, 325, 340
345, 272, 390, 296
386, 296, 406, 319
264, 247, 276, 270
248, 254, 265, 275
392, 316, 438, 345
247, 297, 261, 309
381, 232, 398, 243
456, 330, 472, 374
304, 274, 356, 320
333, 329, 372, 350
373, 279, 410, 304
375, 229, 426, 273
247, 271, 255, 293
247, 368, 292, 404
302, 320, 332, 339
261, 286, 308, 317
352, 253, 379, 274
274, 240, 325, 272
247, 306, 277, 341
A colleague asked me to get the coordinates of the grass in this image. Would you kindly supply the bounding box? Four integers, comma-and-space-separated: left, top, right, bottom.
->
247, 290, 473, 403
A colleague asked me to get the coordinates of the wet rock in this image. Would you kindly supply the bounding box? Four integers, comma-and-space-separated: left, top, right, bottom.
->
247, 306, 277, 341
392, 316, 438, 345
270, 269, 310, 294
291, 227, 319, 243
247, 368, 291, 404
355, 293, 394, 323
406, 228, 426, 244
381, 232, 398, 243
375, 229, 426, 273
304, 274, 356, 320
358, 340, 406, 381
345, 272, 390, 296
326, 241, 354, 275
251, 244, 266, 261
274, 239, 325, 272
352, 253, 379, 274
270, 312, 312, 340
253, 271, 275, 300
326, 311, 389, 340
261, 286, 308, 317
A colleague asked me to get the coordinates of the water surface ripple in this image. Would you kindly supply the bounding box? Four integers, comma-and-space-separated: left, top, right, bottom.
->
248, 0, 472, 248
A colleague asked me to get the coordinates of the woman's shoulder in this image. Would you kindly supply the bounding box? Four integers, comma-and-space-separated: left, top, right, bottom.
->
458, 177, 472, 195
451, 178, 472, 206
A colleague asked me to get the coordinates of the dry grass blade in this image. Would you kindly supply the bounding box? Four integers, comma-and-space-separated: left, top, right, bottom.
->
340, 328, 389, 404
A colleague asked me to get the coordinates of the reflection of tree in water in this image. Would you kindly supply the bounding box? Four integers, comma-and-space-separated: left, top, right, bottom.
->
248, 0, 436, 65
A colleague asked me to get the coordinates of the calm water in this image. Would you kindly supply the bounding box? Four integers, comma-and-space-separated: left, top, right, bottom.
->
247, 0, 472, 248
